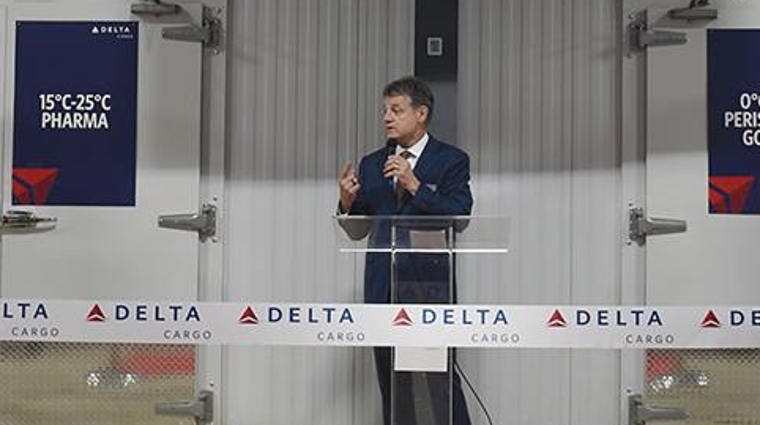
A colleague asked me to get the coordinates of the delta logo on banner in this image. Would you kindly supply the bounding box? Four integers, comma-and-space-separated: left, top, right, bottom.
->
544, 308, 663, 328
701, 310, 721, 328
239, 307, 259, 325
86, 303, 201, 322
700, 309, 760, 328
393, 308, 413, 326
547, 309, 567, 328
1, 301, 49, 320
86, 304, 106, 322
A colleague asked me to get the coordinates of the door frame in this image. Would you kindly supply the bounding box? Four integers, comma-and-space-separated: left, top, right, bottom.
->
619, 1, 713, 422
620, 0, 663, 422
192, 0, 226, 423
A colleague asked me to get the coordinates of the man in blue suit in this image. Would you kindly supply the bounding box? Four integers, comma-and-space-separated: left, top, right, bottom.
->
338, 76, 473, 425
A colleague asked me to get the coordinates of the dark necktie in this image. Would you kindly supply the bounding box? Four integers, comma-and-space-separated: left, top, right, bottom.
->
395, 150, 415, 203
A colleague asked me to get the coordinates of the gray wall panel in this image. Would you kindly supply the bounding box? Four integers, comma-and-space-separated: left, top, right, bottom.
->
225, 0, 621, 424
458, 1, 621, 425
225, 1, 413, 424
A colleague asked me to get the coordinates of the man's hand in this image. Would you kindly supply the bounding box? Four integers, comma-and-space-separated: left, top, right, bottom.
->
339, 162, 360, 212
383, 155, 420, 195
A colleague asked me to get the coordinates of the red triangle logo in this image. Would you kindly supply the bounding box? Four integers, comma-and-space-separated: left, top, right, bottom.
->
701, 310, 721, 328
709, 176, 755, 213
12, 168, 59, 205
86, 304, 106, 322
239, 306, 259, 325
392, 308, 413, 326
547, 309, 567, 328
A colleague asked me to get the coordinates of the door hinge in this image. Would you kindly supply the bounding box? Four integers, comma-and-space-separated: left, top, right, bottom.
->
130, 0, 180, 16
158, 203, 216, 242
668, 0, 718, 21
131, 2, 222, 49
155, 389, 213, 424
629, 394, 687, 425
162, 8, 221, 49
628, 13, 687, 52
0, 210, 56, 234
628, 207, 687, 246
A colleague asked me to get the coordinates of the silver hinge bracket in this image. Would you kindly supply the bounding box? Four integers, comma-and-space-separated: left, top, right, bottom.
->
155, 389, 213, 424
130, 0, 181, 17
131, 2, 222, 49
158, 203, 216, 242
628, 14, 687, 52
162, 7, 221, 49
668, 0, 718, 21
629, 394, 687, 425
629, 207, 687, 246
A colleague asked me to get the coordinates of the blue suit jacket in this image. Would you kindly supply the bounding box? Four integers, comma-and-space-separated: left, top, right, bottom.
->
348, 136, 473, 303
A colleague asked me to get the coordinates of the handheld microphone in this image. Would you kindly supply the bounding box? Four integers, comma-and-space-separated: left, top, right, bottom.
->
386, 138, 398, 157
385, 139, 398, 186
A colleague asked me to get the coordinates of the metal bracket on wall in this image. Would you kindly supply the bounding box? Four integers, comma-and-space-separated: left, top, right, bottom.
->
162, 7, 221, 49
131, 2, 222, 50
628, 207, 687, 246
629, 394, 687, 425
130, 0, 180, 16
156, 389, 214, 424
668, 0, 718, 21
628, 13, 687, 52
158, 203, 217, 242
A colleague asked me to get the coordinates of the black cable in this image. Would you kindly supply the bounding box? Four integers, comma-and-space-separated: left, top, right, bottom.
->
454, 359, 494, 425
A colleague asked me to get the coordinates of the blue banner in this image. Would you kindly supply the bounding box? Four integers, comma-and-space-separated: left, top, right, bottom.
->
708, 29, 760, 214
13, 21, 138, 206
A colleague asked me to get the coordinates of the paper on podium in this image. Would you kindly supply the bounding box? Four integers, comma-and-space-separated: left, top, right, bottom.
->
394, 347, 448, 372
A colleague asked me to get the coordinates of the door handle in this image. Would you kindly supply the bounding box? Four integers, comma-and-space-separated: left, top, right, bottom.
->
0, 210, 56, 233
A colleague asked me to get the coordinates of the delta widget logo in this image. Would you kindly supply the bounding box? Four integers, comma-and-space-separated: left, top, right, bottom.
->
91, 24, 133, 35
547, 309, 567, 328
701, 310, 721, 328
393, 308, 413, 326
12, 168, 58, 205
709, 176, 755, 214
239, 306, 259, 325
87, 304, 106, 322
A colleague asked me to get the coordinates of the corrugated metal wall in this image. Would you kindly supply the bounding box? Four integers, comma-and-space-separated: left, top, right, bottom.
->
224, 0, 621, 424
458, 1, 621, 425
224, 1, 413, 424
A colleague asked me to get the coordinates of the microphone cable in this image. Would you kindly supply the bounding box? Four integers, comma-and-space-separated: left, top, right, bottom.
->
455, 358, 495, 425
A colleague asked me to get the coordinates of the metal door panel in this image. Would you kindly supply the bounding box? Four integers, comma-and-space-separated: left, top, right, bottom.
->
647, 3, 760, 304
0, 0, 202, 300
643, 3, 760, 425
0, 2, 204, 424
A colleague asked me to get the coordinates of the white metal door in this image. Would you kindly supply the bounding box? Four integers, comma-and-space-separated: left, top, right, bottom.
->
0, 1, 201, 300
646, 4, 760, 305
643, 2, 760, 424
0, 1, 204, 424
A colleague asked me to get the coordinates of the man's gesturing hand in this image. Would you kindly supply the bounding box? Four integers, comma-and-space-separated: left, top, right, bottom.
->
339, 162, 360, 212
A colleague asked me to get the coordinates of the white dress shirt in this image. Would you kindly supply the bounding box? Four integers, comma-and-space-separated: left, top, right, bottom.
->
395, 132, 429, 171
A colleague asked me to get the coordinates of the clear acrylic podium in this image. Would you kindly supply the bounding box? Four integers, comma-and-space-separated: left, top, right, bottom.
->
334, 215, 509, 425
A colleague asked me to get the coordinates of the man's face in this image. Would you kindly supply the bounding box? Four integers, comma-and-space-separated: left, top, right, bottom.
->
383, 94, 427, 144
